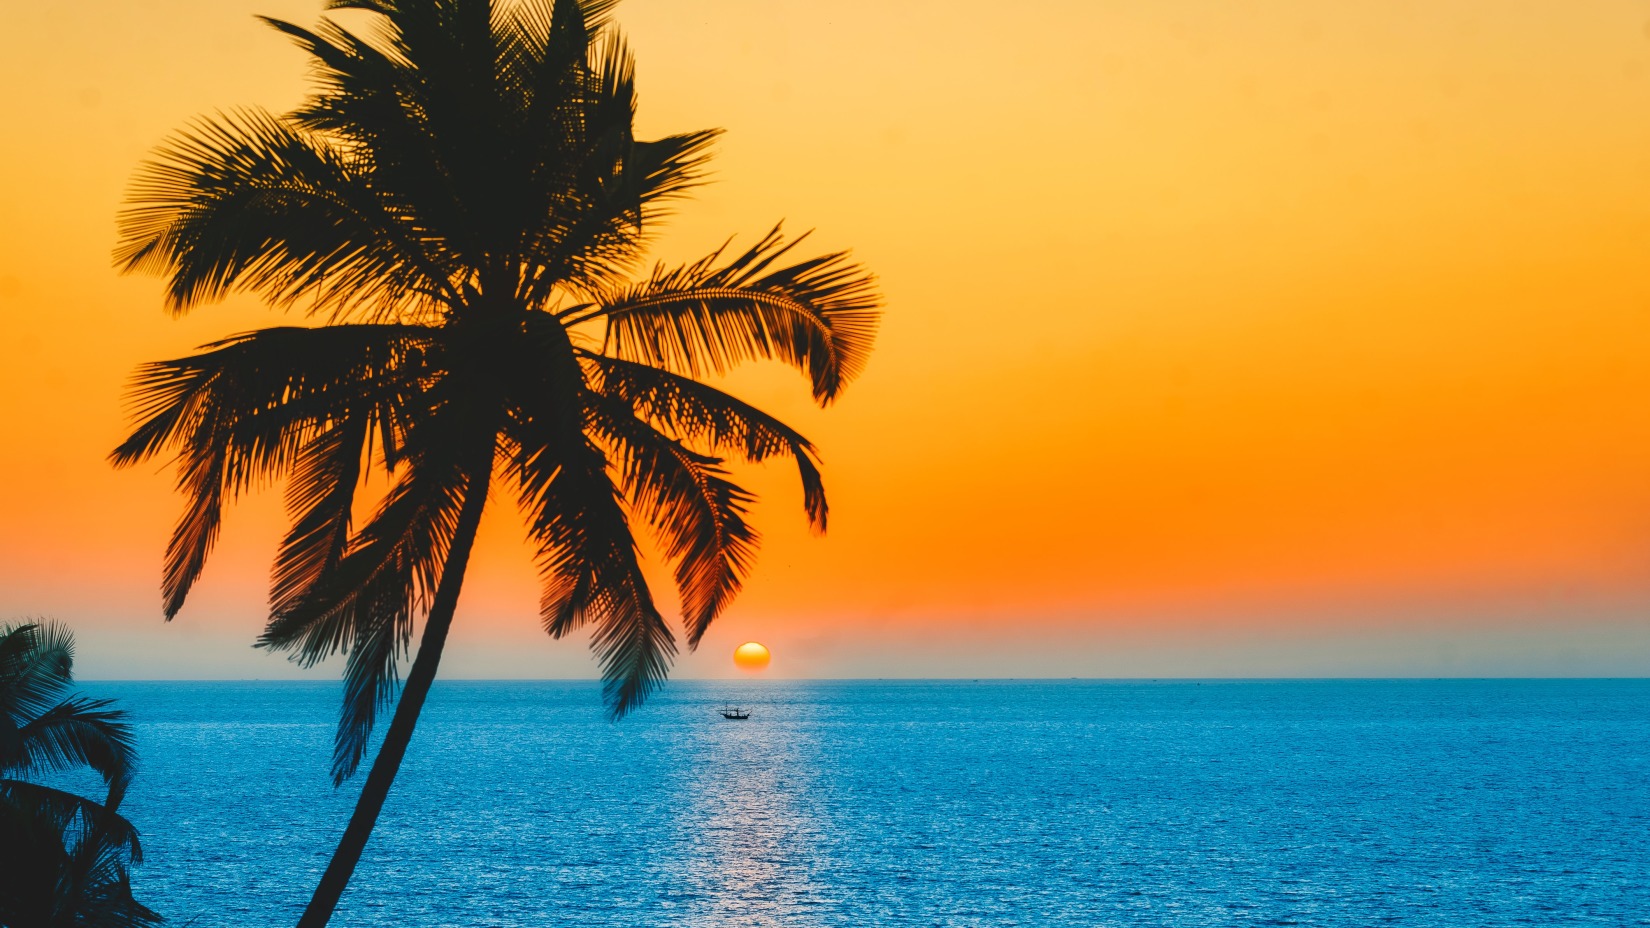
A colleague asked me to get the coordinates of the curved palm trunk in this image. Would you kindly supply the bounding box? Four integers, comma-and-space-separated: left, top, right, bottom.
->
296, 441, 496, 928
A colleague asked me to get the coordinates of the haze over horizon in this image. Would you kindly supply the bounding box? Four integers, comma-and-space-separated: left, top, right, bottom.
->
4, 0, 1650, 681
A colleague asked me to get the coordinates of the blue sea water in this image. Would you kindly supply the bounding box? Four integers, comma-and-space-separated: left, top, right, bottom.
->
76, 679, 1650, 927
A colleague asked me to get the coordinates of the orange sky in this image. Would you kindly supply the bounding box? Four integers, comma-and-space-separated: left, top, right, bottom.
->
3, 0, 1650, 679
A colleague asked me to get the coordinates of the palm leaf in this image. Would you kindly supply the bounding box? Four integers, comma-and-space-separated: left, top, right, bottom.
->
112, 324, 431, 619
0, 622, 75, 733
514, 27, 719, 303
270, 415, 374, 619
264, 13, 491, 266
587, 395, 758, 648
504, 393, 675, 718
582, 352, 828, 529
116, 107, 456, 319
259, 405, 486, 783
585, 225, 880, 402
9, 698, 137, 794
0, 781, 157, 927
0, 780, 141, 864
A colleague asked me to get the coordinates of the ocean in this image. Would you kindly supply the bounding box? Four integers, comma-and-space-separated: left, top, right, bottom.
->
77, 679, 1650, 927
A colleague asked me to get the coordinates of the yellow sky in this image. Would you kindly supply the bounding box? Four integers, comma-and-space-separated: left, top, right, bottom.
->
3, 0, 1650, 679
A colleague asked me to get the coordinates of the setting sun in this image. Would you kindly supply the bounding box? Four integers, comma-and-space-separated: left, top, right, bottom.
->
733, 642, 772, 672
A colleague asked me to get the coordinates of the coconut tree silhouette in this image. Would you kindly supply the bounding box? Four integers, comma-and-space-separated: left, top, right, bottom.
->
0, 621, 158, 927
110, 0, 879, 924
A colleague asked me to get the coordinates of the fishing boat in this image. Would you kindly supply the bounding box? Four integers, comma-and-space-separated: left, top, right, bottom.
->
719, 706, 750, 720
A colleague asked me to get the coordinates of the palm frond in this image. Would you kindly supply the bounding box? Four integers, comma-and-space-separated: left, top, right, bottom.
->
330, 590, 410, 785
0, 780, 141, 864
258, 426, 466, 665
9, 698, 137, 794
0, 781, 157, 927
270, 416, 373, 619
582, 352, 828, 529
258, 407, 487, 783
502, 0, 608, 105
630, 130, 722, 214
271, 0, 720, 309
116, 107, 455, 319
0, 622, 75, 730
515, 34, 723, 304
585, 225, 881, 402
66, 834, 163, 928
587, 562, 675, 720
504, 398, 676, 718
111, 324, 431, 619
265, 11, 491, 266
588, 395, 758, 649
518, 126, 722, 307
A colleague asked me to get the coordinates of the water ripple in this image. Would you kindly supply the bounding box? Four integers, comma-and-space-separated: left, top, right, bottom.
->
80, 679, 1650, 927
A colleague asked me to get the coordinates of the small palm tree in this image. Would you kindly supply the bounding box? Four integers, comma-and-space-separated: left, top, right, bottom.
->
0, 621, 158, 928
111, 0, 879, 924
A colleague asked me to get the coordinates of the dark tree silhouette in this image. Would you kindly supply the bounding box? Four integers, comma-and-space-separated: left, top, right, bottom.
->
110, 1, 879, 924
0, 621, 158, 928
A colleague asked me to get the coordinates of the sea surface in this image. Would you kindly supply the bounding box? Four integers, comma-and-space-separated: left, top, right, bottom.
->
75, 679, 1650, 927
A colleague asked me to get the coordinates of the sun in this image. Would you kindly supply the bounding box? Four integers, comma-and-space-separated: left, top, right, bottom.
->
733, 641, 771, 672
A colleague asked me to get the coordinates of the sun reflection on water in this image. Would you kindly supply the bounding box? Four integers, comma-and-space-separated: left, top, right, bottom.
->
666, 690, 829, 928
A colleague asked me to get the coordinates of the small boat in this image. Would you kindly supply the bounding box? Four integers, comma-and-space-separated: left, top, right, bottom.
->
719, 706, 750, 720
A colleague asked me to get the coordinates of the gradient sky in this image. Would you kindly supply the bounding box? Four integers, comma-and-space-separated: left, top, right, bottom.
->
3, 0, 1650, 680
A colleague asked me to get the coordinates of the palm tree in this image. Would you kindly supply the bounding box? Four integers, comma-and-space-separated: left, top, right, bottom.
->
110, 1, 879, 924
0, 621, 158, 927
